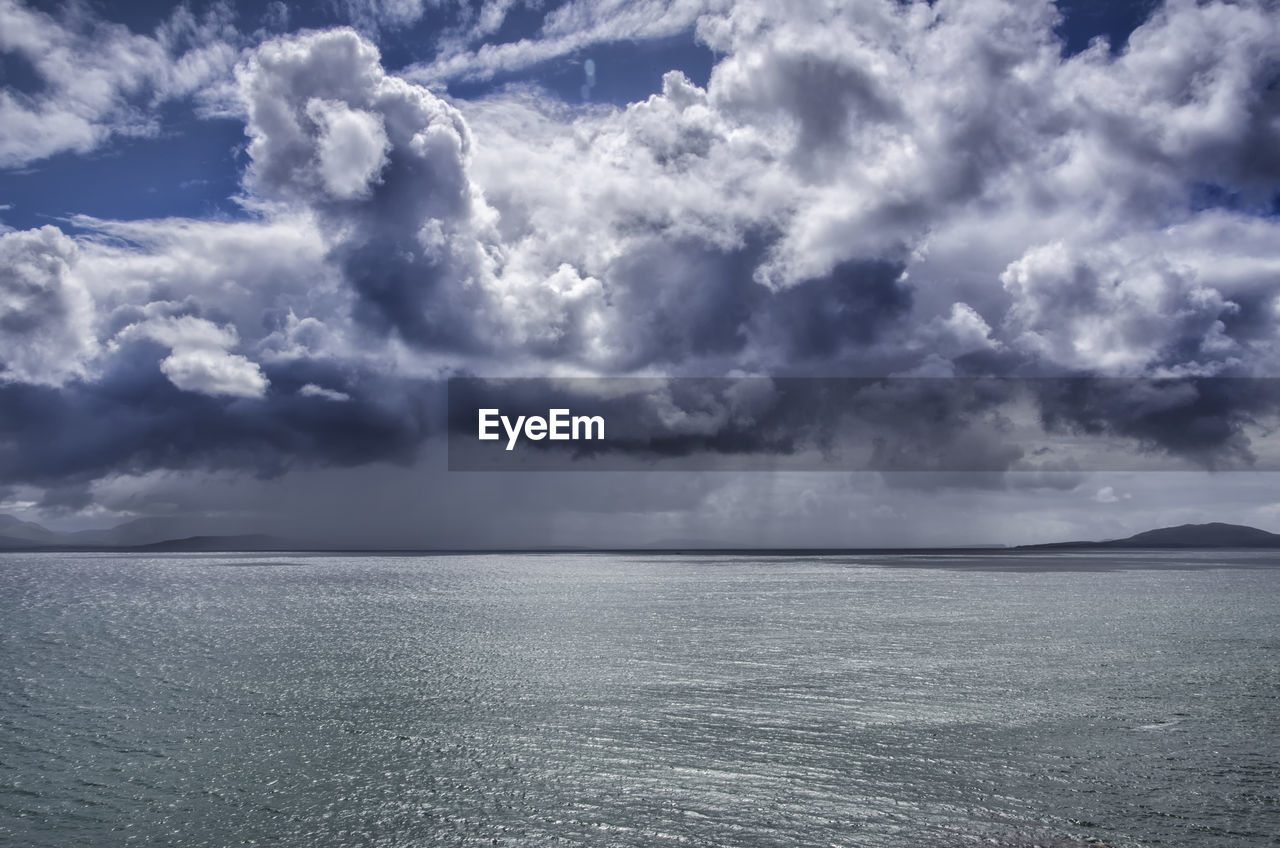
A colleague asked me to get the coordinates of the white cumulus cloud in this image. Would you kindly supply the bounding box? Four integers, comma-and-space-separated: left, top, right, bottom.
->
0, 226, 96, 385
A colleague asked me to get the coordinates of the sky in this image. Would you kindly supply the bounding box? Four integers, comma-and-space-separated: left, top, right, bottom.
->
2, 0, 1280, 548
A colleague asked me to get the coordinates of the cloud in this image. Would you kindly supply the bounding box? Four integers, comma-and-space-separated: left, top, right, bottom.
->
67, 213, 341, 337
409, 0, 721, 85
339, 0, 430, 33
0, 1, 240, 167
0, 357, 440, 488
299, 383, 351, 402
5, 0, 1280, 536
235, 27, 503, 350
159, 348, 269, 398
1032, 376, 1280, 470
446, 376, 1280, 475
0, 226, 96, 385
1060, 0, 1280, 197
117, 315, 269, 399
305, 98, 391, 199
1001, 213, 1280, 375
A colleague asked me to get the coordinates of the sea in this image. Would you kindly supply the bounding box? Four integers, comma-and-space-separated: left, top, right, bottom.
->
1, 550, 1277, 847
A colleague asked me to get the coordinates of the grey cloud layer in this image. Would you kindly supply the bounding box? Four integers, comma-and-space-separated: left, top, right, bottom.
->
2, 0, 1280, 501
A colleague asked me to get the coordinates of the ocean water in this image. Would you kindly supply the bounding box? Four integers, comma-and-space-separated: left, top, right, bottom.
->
1, 551, 1277, 847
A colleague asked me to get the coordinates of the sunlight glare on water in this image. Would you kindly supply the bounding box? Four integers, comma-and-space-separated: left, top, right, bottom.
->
1, 551, 1277, 847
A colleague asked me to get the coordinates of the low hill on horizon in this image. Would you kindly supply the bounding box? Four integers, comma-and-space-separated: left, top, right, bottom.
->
0, 513, 292, 552
4, 514, 1280, 553
1019, 522, 1280, 550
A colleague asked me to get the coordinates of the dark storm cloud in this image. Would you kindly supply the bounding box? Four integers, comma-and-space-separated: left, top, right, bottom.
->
444, 378, 1019, 471
1033, 377, 1280, 469
0, 343, 440, 487
341, 238, 488, 351
552, 240, 912, 369
35, 482, 93, 513
759, 260, 913, 360
447, 377, 1280, 472
599, 237, 767, 367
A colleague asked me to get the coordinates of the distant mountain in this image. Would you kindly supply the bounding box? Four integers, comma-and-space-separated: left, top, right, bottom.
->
0, 513, 293, 552
66, 516, 241, 547
4, 513, 1280, 554
1021, 522, 1280, 550
0, 514, 63, 546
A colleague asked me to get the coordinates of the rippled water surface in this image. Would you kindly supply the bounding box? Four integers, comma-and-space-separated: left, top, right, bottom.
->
2, 551, 1278, 847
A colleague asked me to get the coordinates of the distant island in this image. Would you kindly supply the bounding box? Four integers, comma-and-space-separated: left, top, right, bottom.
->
1016, 522, 1280, 550
4, 514, 1280, 553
